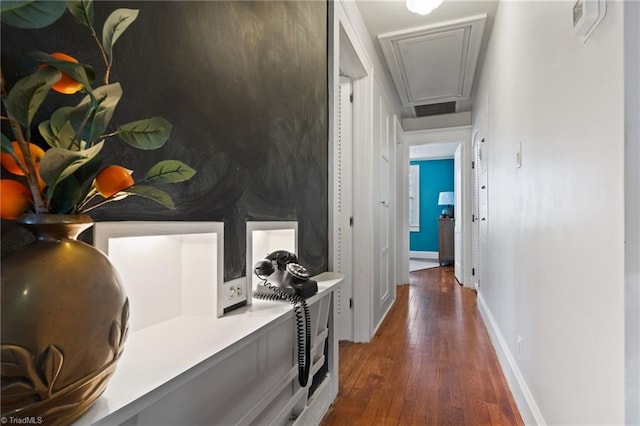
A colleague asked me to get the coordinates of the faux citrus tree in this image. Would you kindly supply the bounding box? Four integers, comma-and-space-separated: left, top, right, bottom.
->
0, 0, 196, 219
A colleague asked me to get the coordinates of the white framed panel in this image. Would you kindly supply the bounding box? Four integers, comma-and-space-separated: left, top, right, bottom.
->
93, 221, 224, 326
379, 15, 487, 106
246, 221, 298, 300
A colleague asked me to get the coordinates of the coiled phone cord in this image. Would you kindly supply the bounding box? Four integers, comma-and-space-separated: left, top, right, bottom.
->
253, 276, 312, 387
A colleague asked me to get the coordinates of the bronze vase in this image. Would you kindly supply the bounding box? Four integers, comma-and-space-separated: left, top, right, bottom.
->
1, 214, 129, 426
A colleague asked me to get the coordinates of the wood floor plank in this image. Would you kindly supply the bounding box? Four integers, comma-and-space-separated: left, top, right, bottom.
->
321, 265, 523, 426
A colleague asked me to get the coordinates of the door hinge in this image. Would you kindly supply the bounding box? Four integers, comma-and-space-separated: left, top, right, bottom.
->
349, 93, 353, 103
472, 214, 475, 222
472, 161, 475, 169
349, 298, 353, 309
349, 216, 353, 227
481, 138, 485, 143
472, 268, 475, 276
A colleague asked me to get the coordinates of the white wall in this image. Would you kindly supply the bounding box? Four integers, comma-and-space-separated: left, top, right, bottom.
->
473, 1, 625, 424
624, 1, 640, 424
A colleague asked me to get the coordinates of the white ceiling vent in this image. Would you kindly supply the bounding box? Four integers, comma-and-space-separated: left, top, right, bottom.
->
378, 14, 487, 107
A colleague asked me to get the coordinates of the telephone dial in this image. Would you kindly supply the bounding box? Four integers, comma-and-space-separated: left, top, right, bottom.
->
253, 251, 317, 386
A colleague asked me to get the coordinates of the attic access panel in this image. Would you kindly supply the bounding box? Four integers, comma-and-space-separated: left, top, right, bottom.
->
379, 14, 487, 107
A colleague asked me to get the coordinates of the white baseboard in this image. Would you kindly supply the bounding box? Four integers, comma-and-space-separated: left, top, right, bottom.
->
409, 251, 438, 260
476, 292, 546, 426
372, 294, 395, 337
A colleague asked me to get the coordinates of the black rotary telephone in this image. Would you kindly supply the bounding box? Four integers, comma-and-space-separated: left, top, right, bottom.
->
253, 250, 318, 298
253, 251, 317, 386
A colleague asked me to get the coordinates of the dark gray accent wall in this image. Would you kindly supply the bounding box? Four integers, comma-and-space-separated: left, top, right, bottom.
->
0, 1, 328, 279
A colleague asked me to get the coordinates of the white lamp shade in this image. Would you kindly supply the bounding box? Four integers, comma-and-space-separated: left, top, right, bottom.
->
406, 0, 444, 16
438, 191, 455, 206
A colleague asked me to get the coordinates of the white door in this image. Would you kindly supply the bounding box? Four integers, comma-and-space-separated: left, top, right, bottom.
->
334, 77, 354, 341
454, 144, 463, 283
378, 103, 392, 307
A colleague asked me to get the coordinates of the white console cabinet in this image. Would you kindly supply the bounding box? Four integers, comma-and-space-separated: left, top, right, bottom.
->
76, 273, 343, 426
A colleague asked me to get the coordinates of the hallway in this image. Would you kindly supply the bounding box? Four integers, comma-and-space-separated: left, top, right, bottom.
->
321, 266, 523, 425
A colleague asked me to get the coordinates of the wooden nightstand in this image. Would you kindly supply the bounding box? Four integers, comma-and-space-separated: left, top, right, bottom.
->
438, 217, 455, 266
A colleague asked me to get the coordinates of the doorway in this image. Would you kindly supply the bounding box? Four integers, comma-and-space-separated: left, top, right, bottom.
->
407, 142, 459, 273
330, 4, 375, 343
400, 126, 473, 288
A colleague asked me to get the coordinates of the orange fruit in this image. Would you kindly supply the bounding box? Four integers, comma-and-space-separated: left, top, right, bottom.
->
95, 165, 134, 198
39, 52, 83, 95
0, 179, 33, 219
1, 141, 45, 176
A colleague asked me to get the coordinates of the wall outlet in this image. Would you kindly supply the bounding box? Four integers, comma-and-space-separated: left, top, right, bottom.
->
221, 277, 247, 315
517, 334, 523, 360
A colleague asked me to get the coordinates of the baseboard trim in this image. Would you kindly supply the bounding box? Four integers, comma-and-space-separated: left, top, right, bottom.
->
372, 293, 396, 337
409, 251, 438, 260
476, 292, 546, 426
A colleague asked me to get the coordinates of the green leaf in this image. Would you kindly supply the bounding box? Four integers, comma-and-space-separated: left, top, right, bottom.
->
49, 176, 82, 214
102, 8, 138, 63
38, 120, 75, 149
69, 83, 122, 143
57, 122, 78, 150
7, 67, 60, 127
73, 153, 102, 188
117, 117, 172, 150
50, 106, 74, 132
72, 153, 102, 209
144, 160, 196, 184
38, 106, 78, 148
31, 51, 95, 93
1, 1, 66, 29
38, 120, 56, 147
124, 185, 175, 209
39, 116, 73, 149
66, 0, 93, 27
39, 142, 103, 197
1, 133, 13, 153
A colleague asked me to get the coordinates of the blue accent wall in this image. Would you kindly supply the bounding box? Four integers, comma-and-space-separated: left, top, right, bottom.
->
410, 159, 454, 252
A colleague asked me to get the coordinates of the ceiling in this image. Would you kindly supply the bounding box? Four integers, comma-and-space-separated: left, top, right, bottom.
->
355, 0, 499, 119
410, 141, 460, 159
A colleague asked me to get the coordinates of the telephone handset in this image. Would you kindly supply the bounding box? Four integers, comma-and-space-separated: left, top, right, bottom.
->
253, 250, 317, 386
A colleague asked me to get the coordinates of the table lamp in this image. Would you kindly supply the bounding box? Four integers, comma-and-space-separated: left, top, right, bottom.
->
438, 191, 454, 218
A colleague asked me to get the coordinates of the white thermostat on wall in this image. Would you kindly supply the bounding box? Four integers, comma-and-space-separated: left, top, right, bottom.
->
573, 0, 606, 42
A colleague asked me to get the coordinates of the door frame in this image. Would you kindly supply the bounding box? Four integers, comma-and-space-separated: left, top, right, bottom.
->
333, 76, 355, 341
395, 118, 409, 285
400, 126, 473, 288
329, 1, 375, 343
454, 144, 463, 282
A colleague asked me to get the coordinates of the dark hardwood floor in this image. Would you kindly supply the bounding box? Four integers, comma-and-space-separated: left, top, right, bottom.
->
321, 265, 523, 425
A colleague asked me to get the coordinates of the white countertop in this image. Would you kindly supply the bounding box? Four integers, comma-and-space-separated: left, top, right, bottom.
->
76, 272, 343, 426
